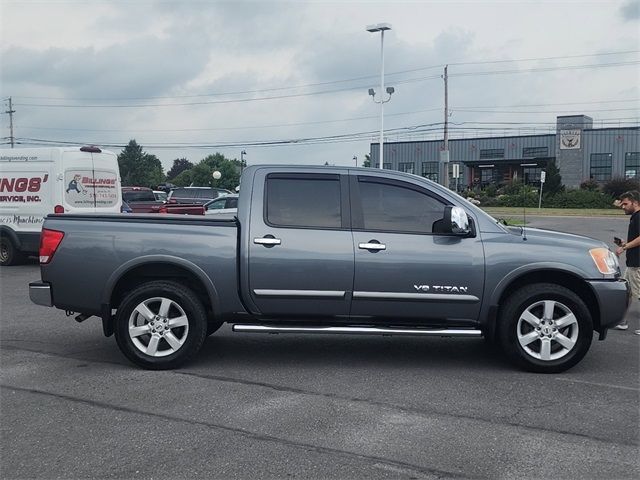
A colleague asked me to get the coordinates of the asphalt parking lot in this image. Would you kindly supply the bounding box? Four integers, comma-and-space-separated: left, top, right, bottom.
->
1, 216, 639, 479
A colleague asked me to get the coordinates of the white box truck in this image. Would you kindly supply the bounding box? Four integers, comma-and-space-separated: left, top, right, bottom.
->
0, 146, 122, 265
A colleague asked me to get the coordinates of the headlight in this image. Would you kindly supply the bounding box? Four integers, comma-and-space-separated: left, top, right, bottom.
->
589, 247, 619, 275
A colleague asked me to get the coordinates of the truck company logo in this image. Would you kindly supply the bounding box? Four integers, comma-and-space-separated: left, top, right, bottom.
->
0, 175, 48, 203
414, 285, 469, 293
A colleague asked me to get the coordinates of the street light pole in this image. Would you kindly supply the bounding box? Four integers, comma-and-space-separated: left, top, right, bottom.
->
366, 23, 392, 170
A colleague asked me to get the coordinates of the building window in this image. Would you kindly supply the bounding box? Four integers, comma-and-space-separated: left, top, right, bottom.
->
421, 162, 439, 182
398, 162, 415, 174
523, 166, 542, 184
523, 147, 549, 158
625, 152, 640, 179
383, 162, 392, 170
590, 153, 613, 181
479, 148, 504, 159
480, 168, 494, 185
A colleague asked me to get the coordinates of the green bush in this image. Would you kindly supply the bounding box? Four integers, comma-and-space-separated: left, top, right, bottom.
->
496, 192, 539, 208
579, 179, 600, 191
603, 177, 640, 198
545, 189, 614, 209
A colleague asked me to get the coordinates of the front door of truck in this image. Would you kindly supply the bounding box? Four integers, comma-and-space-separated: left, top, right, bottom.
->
247, 171, 354, 319
349, 175, 484, 324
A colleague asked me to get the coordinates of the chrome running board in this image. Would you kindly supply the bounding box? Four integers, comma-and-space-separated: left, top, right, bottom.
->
232, 324, 482, 337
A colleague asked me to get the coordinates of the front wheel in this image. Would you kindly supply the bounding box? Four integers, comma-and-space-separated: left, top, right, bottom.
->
114, 281, 207, 369
498, 283, 593, 373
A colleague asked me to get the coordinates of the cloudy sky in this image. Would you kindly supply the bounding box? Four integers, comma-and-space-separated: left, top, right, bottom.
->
1, 0, 639, 172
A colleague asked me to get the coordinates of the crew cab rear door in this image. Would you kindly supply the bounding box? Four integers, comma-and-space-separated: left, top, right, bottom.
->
349, 174, 484, 324
247, 169, 354, 319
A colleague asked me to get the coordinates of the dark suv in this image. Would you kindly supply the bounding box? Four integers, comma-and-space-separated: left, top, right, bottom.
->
168, 187, 232, 205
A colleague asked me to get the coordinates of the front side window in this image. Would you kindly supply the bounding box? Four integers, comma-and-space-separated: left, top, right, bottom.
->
625, 152, 640, 179
266, 175, 341, 228
206, 198, 226, 210
358, 179, 446, 234
590, 153, 612, 181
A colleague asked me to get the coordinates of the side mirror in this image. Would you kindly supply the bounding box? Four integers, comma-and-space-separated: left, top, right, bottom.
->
444, 206, 471, 235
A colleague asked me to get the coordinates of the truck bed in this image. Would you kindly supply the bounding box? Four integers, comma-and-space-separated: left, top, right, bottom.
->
40, 213, 243, 318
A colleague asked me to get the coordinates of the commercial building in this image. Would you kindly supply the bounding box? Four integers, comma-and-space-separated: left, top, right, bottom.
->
369, 115, 639, 189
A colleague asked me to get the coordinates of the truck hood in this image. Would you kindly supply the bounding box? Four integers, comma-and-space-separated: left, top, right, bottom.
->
505, 226, 606, 249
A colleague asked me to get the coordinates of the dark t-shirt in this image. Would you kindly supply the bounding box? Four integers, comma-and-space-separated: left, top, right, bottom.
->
626, 210, 639, 267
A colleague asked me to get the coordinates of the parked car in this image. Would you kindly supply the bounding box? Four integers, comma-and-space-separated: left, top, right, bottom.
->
122, 187, 203, 214
168, 186, 232, 205
156, 183, 176, 193
29, 165, 629, 372
153, 190, 168, 202
121, 201, 133, 213
204, 194, 238, 215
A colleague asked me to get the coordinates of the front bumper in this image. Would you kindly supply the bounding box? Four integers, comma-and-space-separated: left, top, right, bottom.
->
29, 281, 52, 307
588, 279, 629, 334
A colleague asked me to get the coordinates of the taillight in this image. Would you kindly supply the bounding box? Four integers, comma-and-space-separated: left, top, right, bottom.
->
158, 206, 168, 213
54, 205, 64, 213
40, 229, 64, 264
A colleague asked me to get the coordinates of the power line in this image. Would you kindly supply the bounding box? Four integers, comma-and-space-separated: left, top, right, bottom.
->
11, 60, 640, 108
11, 49, 640, 102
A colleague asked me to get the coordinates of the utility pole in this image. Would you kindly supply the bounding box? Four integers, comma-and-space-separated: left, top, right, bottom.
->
440, 66, 450, 188
5, 97, 15, 148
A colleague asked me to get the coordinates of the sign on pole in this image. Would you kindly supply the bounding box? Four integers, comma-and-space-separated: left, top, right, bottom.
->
538, 170, 546, 209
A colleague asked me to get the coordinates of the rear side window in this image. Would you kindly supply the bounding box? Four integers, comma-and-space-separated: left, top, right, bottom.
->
358, 179, 446, 233
266, 176, 341, 228
226, 197, 238, 209
123, 191, 155, 202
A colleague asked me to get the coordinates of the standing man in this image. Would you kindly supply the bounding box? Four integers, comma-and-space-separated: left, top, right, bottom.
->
615, 190, 640, 333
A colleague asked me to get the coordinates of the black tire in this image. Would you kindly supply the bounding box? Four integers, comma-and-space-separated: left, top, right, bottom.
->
0, 236, 25, 266
498, 283, 593, 373
114, 281, 207, 370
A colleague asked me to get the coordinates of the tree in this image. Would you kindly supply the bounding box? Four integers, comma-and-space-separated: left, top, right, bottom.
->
188, 153, 243, 190
362, 154, 371, 168
542, 159, 563, 197
166, 158, 193, 181
118, 140, 164, 188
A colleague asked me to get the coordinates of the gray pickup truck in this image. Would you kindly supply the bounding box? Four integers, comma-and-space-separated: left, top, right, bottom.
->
29, 165, 629, 372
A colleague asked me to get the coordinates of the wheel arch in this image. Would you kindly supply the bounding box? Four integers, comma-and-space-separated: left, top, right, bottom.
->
0, 226, 21, 249
102, 256, 220, 336
486, 266, 600, 342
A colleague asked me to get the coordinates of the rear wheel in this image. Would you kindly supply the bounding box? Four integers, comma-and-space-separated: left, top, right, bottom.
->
498, 283, 593, 373
114, 281, 207, 369
0, 236, 25, 266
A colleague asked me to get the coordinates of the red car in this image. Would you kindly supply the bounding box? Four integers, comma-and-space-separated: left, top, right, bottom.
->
121, 187, 204, 215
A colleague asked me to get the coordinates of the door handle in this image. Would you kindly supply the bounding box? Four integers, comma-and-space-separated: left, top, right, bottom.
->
358, 242, 386, 251
254, 236, 281, 246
